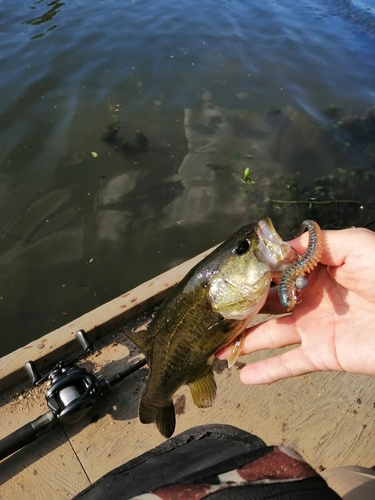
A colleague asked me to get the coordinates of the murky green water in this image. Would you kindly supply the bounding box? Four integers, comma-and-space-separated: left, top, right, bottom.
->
0, 0, 374, 356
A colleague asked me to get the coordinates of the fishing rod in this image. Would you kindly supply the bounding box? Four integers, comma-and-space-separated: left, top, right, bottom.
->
0, 329, 146, 462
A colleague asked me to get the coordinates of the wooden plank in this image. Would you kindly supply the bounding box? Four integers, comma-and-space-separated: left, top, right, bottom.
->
64, 323, 164, 483
0, 246, 216, 393
1, 320, 374, 498
0, 382, 91, 499
60, 314, 284, 482
63, 327, 375, 487
201, 352, 375, 471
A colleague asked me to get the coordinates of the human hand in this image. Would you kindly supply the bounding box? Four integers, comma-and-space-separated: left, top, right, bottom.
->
217, 227, 375, 384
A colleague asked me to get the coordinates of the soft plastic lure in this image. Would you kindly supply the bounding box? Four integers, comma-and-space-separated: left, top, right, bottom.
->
278, 220, 323, 311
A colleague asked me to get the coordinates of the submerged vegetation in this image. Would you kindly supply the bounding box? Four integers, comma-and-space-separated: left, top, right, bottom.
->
262, 167, 375, 232
102, 119, 149, 155
101, 106, 375, 235
263, 107, 375, 231
226, 107, 375, 234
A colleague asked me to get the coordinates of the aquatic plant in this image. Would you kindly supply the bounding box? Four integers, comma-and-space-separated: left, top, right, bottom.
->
261, 166, 375, 232
102, 120, 149, 155
241, 167, 255, 185
238, 106, 375, 233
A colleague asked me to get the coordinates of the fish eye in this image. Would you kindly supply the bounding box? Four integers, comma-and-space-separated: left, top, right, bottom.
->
235, 239, 250, 255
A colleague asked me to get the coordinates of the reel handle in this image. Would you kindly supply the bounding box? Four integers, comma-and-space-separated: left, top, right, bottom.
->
24, 361, 41, 385
75, 329, 93, 353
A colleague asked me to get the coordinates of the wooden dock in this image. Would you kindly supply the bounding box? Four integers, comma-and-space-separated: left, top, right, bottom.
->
1, 248, 375, 499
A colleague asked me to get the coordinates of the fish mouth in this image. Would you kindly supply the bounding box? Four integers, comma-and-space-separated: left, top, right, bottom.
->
255, 218, 298, 267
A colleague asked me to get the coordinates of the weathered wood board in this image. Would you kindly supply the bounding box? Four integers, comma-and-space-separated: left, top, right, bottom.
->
1, 318, 375, 499
65, 332, 375, 484
0, 382, 91, 498
1, 250, 375, 498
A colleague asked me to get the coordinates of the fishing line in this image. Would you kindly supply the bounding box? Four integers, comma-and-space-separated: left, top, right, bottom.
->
0, 330, 146, 462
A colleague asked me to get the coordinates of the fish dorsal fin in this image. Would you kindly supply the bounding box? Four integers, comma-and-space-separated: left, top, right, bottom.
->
126, 329, 152, 354
188, 369, 217, 408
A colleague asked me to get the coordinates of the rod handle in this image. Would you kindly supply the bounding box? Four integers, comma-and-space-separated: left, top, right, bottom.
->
0, 411, 56, 461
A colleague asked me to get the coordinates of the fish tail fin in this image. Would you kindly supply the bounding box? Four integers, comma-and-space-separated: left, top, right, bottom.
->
139, 397, 176, 438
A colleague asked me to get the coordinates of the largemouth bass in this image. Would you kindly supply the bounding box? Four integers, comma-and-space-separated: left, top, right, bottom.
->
127, 218, 299, 438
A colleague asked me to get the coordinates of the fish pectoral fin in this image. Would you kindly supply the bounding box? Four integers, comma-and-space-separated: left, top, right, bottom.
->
226, 332, 245, 369
188, 369, 217, 408
126, 329, 152, 354
139, 397, 176, 438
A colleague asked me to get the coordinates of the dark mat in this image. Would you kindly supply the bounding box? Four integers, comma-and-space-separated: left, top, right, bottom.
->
75, 424, 340, 500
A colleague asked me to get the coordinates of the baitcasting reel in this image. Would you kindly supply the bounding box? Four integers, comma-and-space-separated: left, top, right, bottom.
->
24, 329, 102, 424
0, 329, 146, 461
